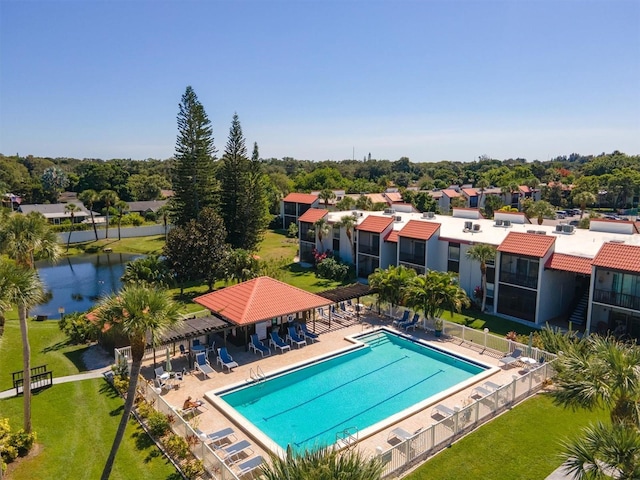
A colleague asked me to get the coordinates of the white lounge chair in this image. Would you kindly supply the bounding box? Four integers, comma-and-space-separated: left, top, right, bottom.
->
387, 426, 422, 443
236, 455, 263, 478
431, 404, 455, 419
195, 352, 214, 378
221, 439, 253, 464
196, 427, 236, 446
499, 348, 523, 368
483, 381, 502, 392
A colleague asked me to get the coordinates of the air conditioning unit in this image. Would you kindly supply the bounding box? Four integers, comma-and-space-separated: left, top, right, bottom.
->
422, 211, 435, 219
394, 215, 402, 222
555, 225, 564, 232
464, 221, 473, 231
495, 219, 503, 226
562, 224, 575, 234
537, 230, 546, 235
383, 208, 395, 215
527, 230, 536, 233
472, 224, 481, 232
503, 220, 512, 227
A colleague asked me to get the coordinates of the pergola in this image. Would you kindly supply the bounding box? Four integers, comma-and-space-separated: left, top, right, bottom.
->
193, 276, 334, 347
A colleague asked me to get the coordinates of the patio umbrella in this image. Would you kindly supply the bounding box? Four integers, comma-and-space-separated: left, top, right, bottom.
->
165, 347, 172, 373
528, 332, 533, 357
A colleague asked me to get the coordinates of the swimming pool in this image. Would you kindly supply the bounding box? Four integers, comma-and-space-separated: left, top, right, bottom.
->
216, 330, 489, 451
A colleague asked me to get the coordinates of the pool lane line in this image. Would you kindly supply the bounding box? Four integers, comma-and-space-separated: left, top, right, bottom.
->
293, 368, 446, 447
262, 355, 410, 422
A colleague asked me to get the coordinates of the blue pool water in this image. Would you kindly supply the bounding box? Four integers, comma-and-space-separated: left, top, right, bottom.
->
220, 331, 486, 450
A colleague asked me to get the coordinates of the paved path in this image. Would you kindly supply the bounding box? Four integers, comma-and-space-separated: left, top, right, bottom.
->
546, 465, 574, 479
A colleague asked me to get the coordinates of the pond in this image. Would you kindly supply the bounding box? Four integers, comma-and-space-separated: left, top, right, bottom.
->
32, 253, 142, 318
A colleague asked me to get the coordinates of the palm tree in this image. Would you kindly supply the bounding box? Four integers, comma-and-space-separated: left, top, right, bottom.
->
465, 243, 496, 312
475, 178, 489, 208
95, 285, 181, 480
0, 260, 44, 433
314, 217, 331, 250
483, 195, 503, 218
522, 199, 556, 225
64, 202, 81, 251
120, 255, 174, 288
404, 270, 470, 329
79, 189, 100, 241
99, 189, 119, 239
261, 445, 385, 480
572, 191, 597, 219
318, 189, 336, 209
0, 212, 61, 268
114, 200, 129, 241
553, 336, 640, 479
368, 265, 416, 316
336, 214, 358, 263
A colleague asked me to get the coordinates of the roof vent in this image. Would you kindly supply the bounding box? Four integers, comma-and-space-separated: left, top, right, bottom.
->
537, 230, 546, 235
495, 219, 503, 226
503, 220, 512, 227
472, 223, 481, 232
527, 229, 536, 233
610, 239, 625, 243
464, 221, 473, 231
383, 208, 395, 215
394, 215, 402, 222
555, 225, 563, 232
423, 211, 435, 219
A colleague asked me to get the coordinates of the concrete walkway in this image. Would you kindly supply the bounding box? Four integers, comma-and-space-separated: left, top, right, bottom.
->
546, 465, 574, 479
0, 366, 112, 399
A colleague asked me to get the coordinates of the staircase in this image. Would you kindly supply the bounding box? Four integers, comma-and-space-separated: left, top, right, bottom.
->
569, 290, 589, 325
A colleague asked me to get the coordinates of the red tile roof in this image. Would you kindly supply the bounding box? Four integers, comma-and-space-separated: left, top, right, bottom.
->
592, 243, 640, 274
385, 192, 403, 202
194, 276, 332, 326
384, 230, 399, 243
519, 185, 531, 193
462, 188, 477, 197
497, 232, 555, 257
297, 208, 328, 224
442, 189, 460, 198
398, 220, 440, 241
356, 215, 393, 233
545, 253, 593, 275
283, 192, 318, 204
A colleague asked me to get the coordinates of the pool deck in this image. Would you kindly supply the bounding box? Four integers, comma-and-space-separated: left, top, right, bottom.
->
143, 313, 531, 469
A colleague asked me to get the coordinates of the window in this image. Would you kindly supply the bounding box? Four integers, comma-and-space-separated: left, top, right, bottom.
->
299, 222, 314, 243
283, 202, 296, 216
448, 242, 460, 273
333, 227, 340, 252
357, 254, 379, 278
497, 284, 537, 322
399, 238, 426, 266
358, 231, 380, 256
499, 253, 539, 289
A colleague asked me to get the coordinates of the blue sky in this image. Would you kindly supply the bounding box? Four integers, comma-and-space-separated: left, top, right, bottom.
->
1, 0, 639, 163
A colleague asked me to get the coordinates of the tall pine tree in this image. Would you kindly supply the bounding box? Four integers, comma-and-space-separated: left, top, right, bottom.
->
171, 86, 218, 225
219, 115, 270, 250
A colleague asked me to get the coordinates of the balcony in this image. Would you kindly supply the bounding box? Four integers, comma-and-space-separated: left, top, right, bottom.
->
499, 271, 538, 289
359, 244, 379, 256
399, 253, 425, 266
593, 289, 640, 311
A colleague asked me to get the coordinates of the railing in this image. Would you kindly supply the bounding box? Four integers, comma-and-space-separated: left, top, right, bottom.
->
143, 383, 241, 480
593, 289, 640, 311
498, 272, 538, 289
398, 253, 426, 266
249, 366, 266, 384
378, 361, 553, 478
359, 244, 379, 255
12, 364, 53, 395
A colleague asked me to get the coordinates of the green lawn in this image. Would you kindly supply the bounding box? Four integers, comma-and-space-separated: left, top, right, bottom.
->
0, 312, 89, 391
1, 379, 178, 480
65, 234, 166, 256
256, 229, 298, 261
441, 309, 540, 337
405, 394, 607, 480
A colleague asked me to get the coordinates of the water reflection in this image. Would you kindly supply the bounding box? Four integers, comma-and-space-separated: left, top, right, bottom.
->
32, 253, 142, 317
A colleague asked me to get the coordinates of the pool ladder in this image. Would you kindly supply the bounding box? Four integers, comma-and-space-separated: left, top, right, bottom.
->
249, 366, 266, 384
336, 426, 358, 450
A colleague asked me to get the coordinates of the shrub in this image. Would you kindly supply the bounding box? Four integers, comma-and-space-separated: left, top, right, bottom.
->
147, 411, 171, 437
182, 459, 204, 479
58, 312, 99, 344
136, 401, 155, 419
287, 222, 298, 238
164, 434, 189, 459
0, 419, 36, 470
316, 257, 349, 281
119, 212, 145, 226
8, 430, 36, 457
112, 376, 129, 396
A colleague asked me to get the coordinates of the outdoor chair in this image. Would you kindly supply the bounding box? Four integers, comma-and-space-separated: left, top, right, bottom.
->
269, 331, 291, 353
179, 344, 186, 356
249, 334, 271, 357
286, 326, 306, 348
196, 427, 236, 447
431, 404, 455, 419
195, 352, 215, 378
483, 381, 502, 392
392, 310, 410, 327
401, 313, 420, 331
236, 455, 264, 478
387, 426, 423, 444
217, 347, 239, 371
154, 366, 170, 381
154, 377, 170, 393
498, 348, 523, 368
220, 439, 254, 464
297, 322, 319, 343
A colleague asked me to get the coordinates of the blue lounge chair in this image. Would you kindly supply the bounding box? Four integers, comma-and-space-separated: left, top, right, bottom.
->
220, 439, 253, 463
287, 326, 306, 348
217, 347, 239, 371
401, 313, 420, 331
297, 323, 319, 343
249, 334, 271, 357
195, 352, 214, 378
269, 331, 291, 353
236, 455, 264, 478
392, 310, 410, 326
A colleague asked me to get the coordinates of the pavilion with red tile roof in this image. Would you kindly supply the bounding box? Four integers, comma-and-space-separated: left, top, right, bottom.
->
194, 276, 332, 327
497, 231, 556, 257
